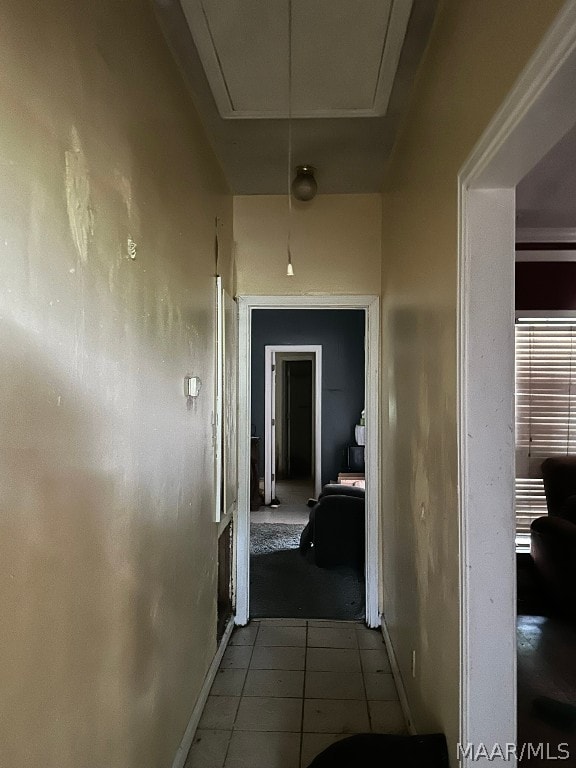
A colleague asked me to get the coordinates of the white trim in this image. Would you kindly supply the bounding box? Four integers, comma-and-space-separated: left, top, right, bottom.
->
264, 345, 322, 503
235, 298, 251, 625
380, 617, 416, 735
515, 249, 576, 261
264, 345, 275, 505
363, 295, 380, 629
458, 186, 517, 763
214, 276, 224, 523
458, 4, 576, 765
515, 310, 576, 320
461, 2, 576, 189
171, 617, 235, 768
236, 294, 380, 628
516, 226, 576, 243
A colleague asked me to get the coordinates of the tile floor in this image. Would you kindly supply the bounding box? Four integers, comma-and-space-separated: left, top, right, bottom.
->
517, 614, 576, 766
186, 619, 407, 768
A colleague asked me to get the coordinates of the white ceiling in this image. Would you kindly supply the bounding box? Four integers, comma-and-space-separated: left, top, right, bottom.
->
517, 121, 576, 230
154, 0, 438, 194
181, 0, 412, 119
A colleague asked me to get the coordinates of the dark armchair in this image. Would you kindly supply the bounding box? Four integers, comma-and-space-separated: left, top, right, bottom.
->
530, 457, 576, 617
300, 485, 365, 569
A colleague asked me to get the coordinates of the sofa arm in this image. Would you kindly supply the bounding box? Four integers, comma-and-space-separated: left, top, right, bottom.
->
530, 515, 576, 617
531, 514, 576, 543
319, 484, 365, 500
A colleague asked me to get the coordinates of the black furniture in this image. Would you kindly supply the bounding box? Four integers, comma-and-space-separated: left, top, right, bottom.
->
300, 484, 365, 568
530, 456, 576, 617
306, 733, 449, 768
250, 437, 263, 511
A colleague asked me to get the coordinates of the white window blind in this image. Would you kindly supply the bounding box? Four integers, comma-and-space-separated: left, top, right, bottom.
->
515, 321, 576, 535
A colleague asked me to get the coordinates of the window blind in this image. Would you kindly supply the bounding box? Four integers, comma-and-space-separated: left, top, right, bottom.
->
515, 321, 576, 534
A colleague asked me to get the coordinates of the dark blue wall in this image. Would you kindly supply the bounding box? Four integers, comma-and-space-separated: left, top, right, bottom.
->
251, 309, 365, 487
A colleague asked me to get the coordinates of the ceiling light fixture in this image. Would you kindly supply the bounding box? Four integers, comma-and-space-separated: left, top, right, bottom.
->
292, 165, 318, 202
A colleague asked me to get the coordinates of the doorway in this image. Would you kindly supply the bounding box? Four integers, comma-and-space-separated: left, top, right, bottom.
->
236, 295, 380, 627
458, 5, 576, 760
264, 345, 322, 505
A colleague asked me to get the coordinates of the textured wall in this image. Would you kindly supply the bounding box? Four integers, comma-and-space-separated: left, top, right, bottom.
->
0, 1, 232, 766
251, 309, 365, 487
234, 194, 381, 295
379, 0, 563, 756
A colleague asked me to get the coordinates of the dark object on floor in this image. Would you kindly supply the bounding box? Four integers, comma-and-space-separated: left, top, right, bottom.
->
516, 553, 550, 616
517, 614, 576, 762
532, 696, 576, 731
269, 497, 280, 508
306, 733, 449, 768
250, 523, 364, 620
250, 437, 263, 511
530, 457, 576, 617
300, 487, 365, 568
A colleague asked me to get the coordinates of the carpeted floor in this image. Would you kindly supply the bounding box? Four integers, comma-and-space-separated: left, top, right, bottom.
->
250, 523, 365, 620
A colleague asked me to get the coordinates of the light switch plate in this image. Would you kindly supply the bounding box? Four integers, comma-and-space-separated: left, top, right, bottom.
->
184, 375, 202, 398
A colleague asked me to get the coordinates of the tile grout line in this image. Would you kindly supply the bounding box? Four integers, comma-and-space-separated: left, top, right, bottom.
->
221, 621, 260, 767
299, 620, 309, 768
357, 628, 374, 733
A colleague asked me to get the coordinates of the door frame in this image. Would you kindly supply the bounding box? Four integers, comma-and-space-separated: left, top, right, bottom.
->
235, 294, 380, 627
264, 345, 322, 504
458, 4, 576, 762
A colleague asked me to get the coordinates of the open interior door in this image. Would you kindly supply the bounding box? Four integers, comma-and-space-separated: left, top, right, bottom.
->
264, 348, 277, 505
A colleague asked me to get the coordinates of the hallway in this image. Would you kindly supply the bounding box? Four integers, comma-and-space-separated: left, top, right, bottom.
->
186, 619, 405, 768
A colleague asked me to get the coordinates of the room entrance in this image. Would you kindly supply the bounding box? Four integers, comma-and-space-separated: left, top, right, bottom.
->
236, 295, 380, 627
264, 345, 322, 506
458, 5, 576, 757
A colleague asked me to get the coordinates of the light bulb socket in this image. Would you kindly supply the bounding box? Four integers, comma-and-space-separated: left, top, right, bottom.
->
287, 261, 294, 276
292, 165, 317, 202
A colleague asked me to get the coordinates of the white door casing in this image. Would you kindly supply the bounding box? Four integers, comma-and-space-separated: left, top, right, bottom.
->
458, 4, 576, 764
264, 345, 322, 504
235, 295, 380, 627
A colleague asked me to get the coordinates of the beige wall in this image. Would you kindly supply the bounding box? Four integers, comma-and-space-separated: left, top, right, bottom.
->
0, 1, 232, 766
380, 0, 563, 756
234, 194, 381, 295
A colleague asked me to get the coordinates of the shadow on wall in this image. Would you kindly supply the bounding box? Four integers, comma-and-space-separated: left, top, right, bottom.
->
0, 321, 207, 767
385, 305, 458, 729
0, 321, 119, 763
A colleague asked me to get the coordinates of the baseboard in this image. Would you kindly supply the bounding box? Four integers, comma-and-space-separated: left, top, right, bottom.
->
380, 616, 417, 735
171, 616, 236, 768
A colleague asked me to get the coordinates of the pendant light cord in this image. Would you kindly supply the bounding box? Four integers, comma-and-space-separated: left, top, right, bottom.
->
286, 0, 294, 273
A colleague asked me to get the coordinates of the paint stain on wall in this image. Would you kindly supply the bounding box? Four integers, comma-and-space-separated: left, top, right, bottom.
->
64, 127, 93, 264
114, 171, 140, 263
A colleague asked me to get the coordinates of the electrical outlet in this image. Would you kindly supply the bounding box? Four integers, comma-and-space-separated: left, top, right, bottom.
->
411, 650, 417, 678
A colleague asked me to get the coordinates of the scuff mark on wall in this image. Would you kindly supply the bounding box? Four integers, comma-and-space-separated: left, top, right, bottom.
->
64, 127, 93, 264
127, 237, 137, 260
114, 171, 141, 263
